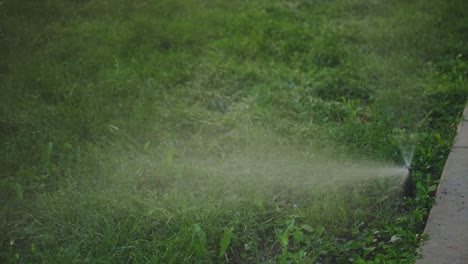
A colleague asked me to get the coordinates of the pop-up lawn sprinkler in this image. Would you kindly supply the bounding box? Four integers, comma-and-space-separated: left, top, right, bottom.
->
403, 165, 413, 197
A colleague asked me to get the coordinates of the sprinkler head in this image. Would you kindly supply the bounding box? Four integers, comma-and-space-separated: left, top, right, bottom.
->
403, 165, 413, 197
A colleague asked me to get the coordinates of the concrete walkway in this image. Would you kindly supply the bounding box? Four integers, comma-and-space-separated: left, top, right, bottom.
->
416, 106, 468, 264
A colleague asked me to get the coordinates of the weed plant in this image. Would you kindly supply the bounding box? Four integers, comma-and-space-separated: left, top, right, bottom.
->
1, 0, 467, 263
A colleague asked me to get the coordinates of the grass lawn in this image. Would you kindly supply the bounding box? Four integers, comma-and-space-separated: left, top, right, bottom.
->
1, 0, 467, 263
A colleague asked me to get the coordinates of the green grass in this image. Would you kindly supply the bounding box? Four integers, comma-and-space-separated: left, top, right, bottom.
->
1, 0, 467, 263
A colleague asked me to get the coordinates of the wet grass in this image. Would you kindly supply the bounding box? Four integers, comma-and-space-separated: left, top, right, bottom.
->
1, 0, 467, 263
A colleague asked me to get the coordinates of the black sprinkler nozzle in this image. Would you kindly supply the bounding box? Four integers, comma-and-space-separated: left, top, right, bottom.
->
404, 165, 413, 197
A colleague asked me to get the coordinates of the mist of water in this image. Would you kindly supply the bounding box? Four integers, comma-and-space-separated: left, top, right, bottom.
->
393, 128, 418, 168
400, 143, 416, 168
141, 126, 410, 197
